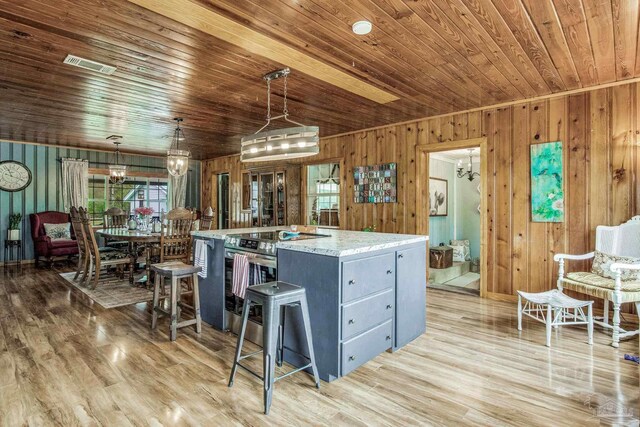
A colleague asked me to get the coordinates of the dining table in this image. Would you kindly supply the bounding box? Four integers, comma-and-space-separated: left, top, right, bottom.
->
95, 228, 161, 285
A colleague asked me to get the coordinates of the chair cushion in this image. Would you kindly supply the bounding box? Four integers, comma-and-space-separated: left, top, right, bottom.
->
591, 250, 640, 281
566, 272, 640, 292
99, 250, 130, 261
50, 239, 77, 249
106, 240, 129, 248
44, 222, 71, 240
562, 275, 640, 303
48, 242, 79, 257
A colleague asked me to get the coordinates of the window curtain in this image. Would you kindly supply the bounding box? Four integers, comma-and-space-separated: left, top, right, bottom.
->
170, 173, 187, 209
61, 158, 89, 211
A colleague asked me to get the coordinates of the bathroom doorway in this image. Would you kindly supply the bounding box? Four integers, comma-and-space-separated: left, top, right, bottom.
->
417, 138, 488, 297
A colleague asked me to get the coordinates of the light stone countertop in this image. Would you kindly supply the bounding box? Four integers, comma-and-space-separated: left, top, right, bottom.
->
192, 227, 428, 257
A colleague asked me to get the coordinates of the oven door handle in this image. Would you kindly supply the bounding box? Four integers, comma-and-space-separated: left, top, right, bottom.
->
225, 248, 277, 268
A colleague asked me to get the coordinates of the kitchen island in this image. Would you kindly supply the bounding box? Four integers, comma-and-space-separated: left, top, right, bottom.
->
192, 227, 428, 382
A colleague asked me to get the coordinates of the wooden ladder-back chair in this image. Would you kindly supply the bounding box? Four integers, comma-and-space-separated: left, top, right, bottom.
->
199, 214, 214, 231
70, 207, 90, 282
79, 207, 131, 289
160, 207, 195, 264
104, 207, 128, 227
554, 216, 640, 347
153, 208, 196, 313
103, 207, 129, 249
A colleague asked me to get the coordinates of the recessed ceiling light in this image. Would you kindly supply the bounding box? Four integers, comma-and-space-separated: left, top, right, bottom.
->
352, 20, 372, 35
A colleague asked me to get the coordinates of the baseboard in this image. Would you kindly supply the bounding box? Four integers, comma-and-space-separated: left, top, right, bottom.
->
485, 292, 518, 303
0, 259, 35, 267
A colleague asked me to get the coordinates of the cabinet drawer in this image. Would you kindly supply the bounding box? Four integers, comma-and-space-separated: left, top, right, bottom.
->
341, 319, 393, 376
342, 253, 395, 303
341, 289, 394, 340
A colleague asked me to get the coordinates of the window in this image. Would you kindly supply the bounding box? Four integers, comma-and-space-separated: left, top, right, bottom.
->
306, 163, 340, 227
87, 174, 169, 225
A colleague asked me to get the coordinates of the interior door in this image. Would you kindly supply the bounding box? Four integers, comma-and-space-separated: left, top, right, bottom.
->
217, 173, 230, 229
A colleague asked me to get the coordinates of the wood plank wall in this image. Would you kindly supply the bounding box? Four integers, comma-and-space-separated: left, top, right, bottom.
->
202, 82, 640, 303
0, 141, 201, 263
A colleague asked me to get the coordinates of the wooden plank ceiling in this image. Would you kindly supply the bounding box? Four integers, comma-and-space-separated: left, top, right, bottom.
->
0, 0, 637, 159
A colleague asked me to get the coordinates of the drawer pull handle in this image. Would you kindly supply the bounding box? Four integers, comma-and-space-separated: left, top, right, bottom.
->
348, 355, 356, 361
348, 319, 355, 324
348, 279, 356, 285
386, 304, 392, 310
386, 335, 391, 341
398, 254, 404, 259
387, 269, 393, 274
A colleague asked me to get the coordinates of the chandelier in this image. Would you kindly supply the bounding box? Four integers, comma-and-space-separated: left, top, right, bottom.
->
107, 135, 127, 185
167, 117, 190, 176
240, 68, 319, 162
456, 149, 479, 181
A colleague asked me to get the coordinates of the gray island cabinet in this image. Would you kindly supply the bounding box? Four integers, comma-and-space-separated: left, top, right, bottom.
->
192, 227, 427, 382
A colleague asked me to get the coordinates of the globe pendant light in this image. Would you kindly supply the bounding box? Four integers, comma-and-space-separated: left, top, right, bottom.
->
107, 135, 127, 185
241, 68, 319, 162
167, 117, 190, 176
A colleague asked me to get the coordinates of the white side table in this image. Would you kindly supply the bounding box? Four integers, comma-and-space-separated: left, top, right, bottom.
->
517, 289, 593, 347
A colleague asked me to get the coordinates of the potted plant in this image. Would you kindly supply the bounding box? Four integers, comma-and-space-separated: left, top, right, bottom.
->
8, 213, 22, 241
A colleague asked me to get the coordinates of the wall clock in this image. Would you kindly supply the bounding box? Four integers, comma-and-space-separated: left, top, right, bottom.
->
0, 161, 32, 192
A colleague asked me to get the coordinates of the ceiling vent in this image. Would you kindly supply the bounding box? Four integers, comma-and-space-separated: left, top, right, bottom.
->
63, 54, 117, 75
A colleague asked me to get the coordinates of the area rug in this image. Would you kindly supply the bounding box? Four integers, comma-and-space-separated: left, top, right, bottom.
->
59, 271, 157, 309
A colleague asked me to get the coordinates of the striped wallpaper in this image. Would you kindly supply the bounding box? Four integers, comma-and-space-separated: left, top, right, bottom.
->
0, 141, 201, 263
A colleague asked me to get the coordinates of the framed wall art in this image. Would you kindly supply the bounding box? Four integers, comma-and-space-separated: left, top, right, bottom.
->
531, 141, 564, 222
353, 162, 397, 203
429, 177, 448, 217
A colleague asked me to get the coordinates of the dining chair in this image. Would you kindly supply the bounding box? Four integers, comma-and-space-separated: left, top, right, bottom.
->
70, 207, 90, 282
103, 207, 129, 249
160, 207, 195, 264
199, 214, 214, 231
79, 207, 131, 289
151, 208, 197, 319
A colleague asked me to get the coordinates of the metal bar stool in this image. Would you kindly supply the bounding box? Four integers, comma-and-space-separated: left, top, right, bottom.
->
151, 261, 202, 341
228, 281, 320, 415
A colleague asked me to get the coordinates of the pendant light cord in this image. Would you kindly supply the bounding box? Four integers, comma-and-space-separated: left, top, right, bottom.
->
266, 78, 271, 121
254, 68, 304, 135
283, 73, 288, 117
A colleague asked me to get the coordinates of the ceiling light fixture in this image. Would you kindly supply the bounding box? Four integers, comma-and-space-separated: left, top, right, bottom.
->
457, 149, 480, 181
107, 135, 127, 185
352, 20, 372, 35
167, 118, 190, 176
241, 68, 319, 162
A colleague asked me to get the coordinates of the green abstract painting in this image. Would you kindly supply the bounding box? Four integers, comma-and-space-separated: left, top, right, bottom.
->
531, 141, 564, 222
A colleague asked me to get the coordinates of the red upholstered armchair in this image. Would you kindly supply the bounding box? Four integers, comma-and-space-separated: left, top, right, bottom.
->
30, 211, 78, 267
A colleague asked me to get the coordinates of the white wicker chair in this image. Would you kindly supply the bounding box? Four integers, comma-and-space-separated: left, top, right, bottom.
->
553, 216, 640, 347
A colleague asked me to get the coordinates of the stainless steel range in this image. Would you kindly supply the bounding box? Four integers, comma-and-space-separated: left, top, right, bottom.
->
223, 230, 329, 343
224, 230, 328, 257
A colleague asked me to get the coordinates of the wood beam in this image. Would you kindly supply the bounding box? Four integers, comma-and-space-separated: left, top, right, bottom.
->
126, 0, 400, 104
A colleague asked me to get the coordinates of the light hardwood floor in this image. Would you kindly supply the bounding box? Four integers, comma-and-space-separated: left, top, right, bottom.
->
0, 266, 638, 426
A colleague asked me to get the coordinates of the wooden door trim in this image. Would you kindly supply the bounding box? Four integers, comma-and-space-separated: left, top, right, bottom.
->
416, 137, 489, 298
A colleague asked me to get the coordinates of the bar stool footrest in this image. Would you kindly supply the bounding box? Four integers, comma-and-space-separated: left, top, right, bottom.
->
238, 349, 263, 361
281, 345, 312, 361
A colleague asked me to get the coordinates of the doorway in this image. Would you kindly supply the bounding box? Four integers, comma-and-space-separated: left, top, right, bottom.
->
417, 138, 488, 298
428, 148, 481, 295
217, 173, 230, 229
